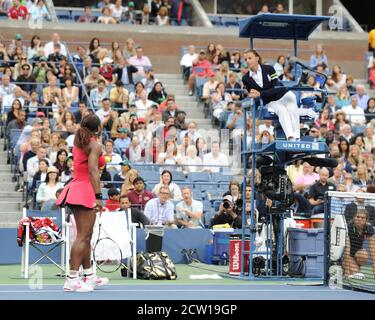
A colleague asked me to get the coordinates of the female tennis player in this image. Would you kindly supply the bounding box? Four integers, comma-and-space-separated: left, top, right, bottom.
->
57, 114, 109, 292
242, 49, 300, 141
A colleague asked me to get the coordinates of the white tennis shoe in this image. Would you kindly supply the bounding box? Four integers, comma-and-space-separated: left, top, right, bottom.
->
63, 277, 94, 292
83, 274, 109, 289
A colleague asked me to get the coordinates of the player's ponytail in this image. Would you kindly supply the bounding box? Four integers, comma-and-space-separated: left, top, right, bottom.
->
74, 114, 101, 150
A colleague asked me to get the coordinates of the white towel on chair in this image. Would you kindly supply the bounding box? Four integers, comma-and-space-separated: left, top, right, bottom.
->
92, 211, 132, 260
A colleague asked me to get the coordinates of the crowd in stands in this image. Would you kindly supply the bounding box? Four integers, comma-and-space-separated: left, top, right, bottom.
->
0, 0, 191, 26
0, 31, 234, 228
0, 25, 375, 229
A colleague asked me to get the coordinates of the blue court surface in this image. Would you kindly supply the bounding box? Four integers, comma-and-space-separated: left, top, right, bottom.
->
0, 284, 374, 300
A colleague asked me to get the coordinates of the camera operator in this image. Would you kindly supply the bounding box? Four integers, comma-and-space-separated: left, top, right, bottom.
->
308, 167, 336, 214
210, 195, 242, 228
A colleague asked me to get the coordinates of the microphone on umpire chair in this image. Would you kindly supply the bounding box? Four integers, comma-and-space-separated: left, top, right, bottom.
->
302, 157, 339, 168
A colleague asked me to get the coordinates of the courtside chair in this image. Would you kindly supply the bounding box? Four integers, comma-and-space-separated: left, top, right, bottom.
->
21, 208, 71, 279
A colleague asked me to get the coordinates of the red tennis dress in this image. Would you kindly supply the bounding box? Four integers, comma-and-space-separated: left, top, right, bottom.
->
56, 138, 103, 209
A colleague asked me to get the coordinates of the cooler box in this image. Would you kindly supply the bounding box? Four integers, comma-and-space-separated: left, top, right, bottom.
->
287, 228, 324, 278
294, 216, 311, 229
229, 234, 250, 275
212, 231, 232, 264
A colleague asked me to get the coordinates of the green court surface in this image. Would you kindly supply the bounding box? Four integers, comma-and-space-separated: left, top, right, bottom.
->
0, 263, 321, 286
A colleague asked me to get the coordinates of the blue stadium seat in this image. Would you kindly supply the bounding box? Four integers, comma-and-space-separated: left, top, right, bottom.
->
209, 15, 223, 27
211, 173, 233, 183
142, 171, 160, 182
56, 9, 72, 21
187, 172, 211, 183
221, 16, 239, 28
170, 170, 186, 182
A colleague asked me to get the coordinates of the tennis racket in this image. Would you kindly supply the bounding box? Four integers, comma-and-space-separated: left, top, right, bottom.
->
93, 213, 123, 273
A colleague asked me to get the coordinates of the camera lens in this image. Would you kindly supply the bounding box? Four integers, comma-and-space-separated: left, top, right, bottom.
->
223, 201, 230, 209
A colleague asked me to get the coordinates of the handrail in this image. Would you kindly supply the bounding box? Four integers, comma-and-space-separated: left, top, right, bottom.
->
64, 41, 95, 112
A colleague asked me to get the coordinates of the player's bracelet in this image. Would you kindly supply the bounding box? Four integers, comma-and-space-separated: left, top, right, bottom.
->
95, 193, 103, 200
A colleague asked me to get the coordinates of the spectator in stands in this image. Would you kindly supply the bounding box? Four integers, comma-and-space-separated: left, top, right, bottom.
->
274, 2, 287, 14
179, 120, 201, 144
180, 45, 197, 81
88, 38, 101, 64
155, 6, 169, 26
216, 62, 230, 84
223, 180, 241, 203
226, 102, 245, 131
123, 38, 136, 59
61, 78, 79, 109
340, 125, 353, 147
353, 164, 372, 187
97, 6, 117, 24
175, 110, 187, 131
229, 51, 242, 73
152, 169, 182, 201
110, 0, 125, 22
348, 144, 364, 173
89, 79, 108, 109
211, 82, 232, 121
150, 0, 163, 23
157, 139, 182, 165
202, 74, 218, 101
113, 56, 138, 85
135, 89, 155, 118
308, 167, 336, 214
36, 166, 63, 210
367, 158, 375, 182
7, 109, 26, 140
203, 141, 228, 173
175, 186, 203, 228
2, 86, 27, 109
84, 67, 106, 92
16, 63, 36, 94
188, 50, 214, 96
128, 46, 152, 78
294, 162, 319, 193
216, 44, 230, 65
195, 137, 208, 161
326, 95, 340, 117
102, 187, 121, 211
170, 0, 189, 26
118, 195, 150, 227
343, 172, 359, 192
53, 149, 68, 177
258, 4, 270, 14
310, 44, 328, 71
103, 139, 123, 172
334, 110, 348, 133
351, 134, 366, 153
8, 0, 29, 20
332, 65, 346, 89
365, 98, 375, 123
125, 135, 145, 163
121, 168, 139, 195
127, 176, 154, 210
141, 68, 159, 93
99, 57, 115, 84
353, 85, 369, 111
27, 146, 51, 185
345, 75, 356, 94
129, 81, 145, 105
109, 80, 129, 109
6, 99, 22, 126
364, 126, 375, 153
0, 74, 16, 102
315, 107, 335, 131
113, 159, 131, 188
144, 185, 176, 227
29, 0, 49, 22
162, 97, 177, 122
113, 128, 131, 155
78, 6, 96, 23
44, 33, 67, 57
181, 145, 203, 173
343, 96, 366, 127
30, 158, 48, 192
148, 81, 167, 104
60, 155, 73, 183
273, 55, 286, 79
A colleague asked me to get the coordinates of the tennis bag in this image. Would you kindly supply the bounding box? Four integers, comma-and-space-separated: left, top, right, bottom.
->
135, 251, 177, 280
17, 217, 61, 247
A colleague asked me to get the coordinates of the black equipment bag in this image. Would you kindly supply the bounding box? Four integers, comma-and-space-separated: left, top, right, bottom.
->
135, 251, 177, 280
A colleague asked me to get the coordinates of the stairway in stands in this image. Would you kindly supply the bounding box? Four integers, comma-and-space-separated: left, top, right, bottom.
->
157, 73, 216, 131
0, 138, 23, 228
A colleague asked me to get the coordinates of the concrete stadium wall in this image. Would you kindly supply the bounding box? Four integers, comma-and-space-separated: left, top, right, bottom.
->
0, 21, 368, 78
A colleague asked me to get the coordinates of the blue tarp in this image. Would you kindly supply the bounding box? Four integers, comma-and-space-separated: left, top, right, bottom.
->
239, 14, 331, 41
